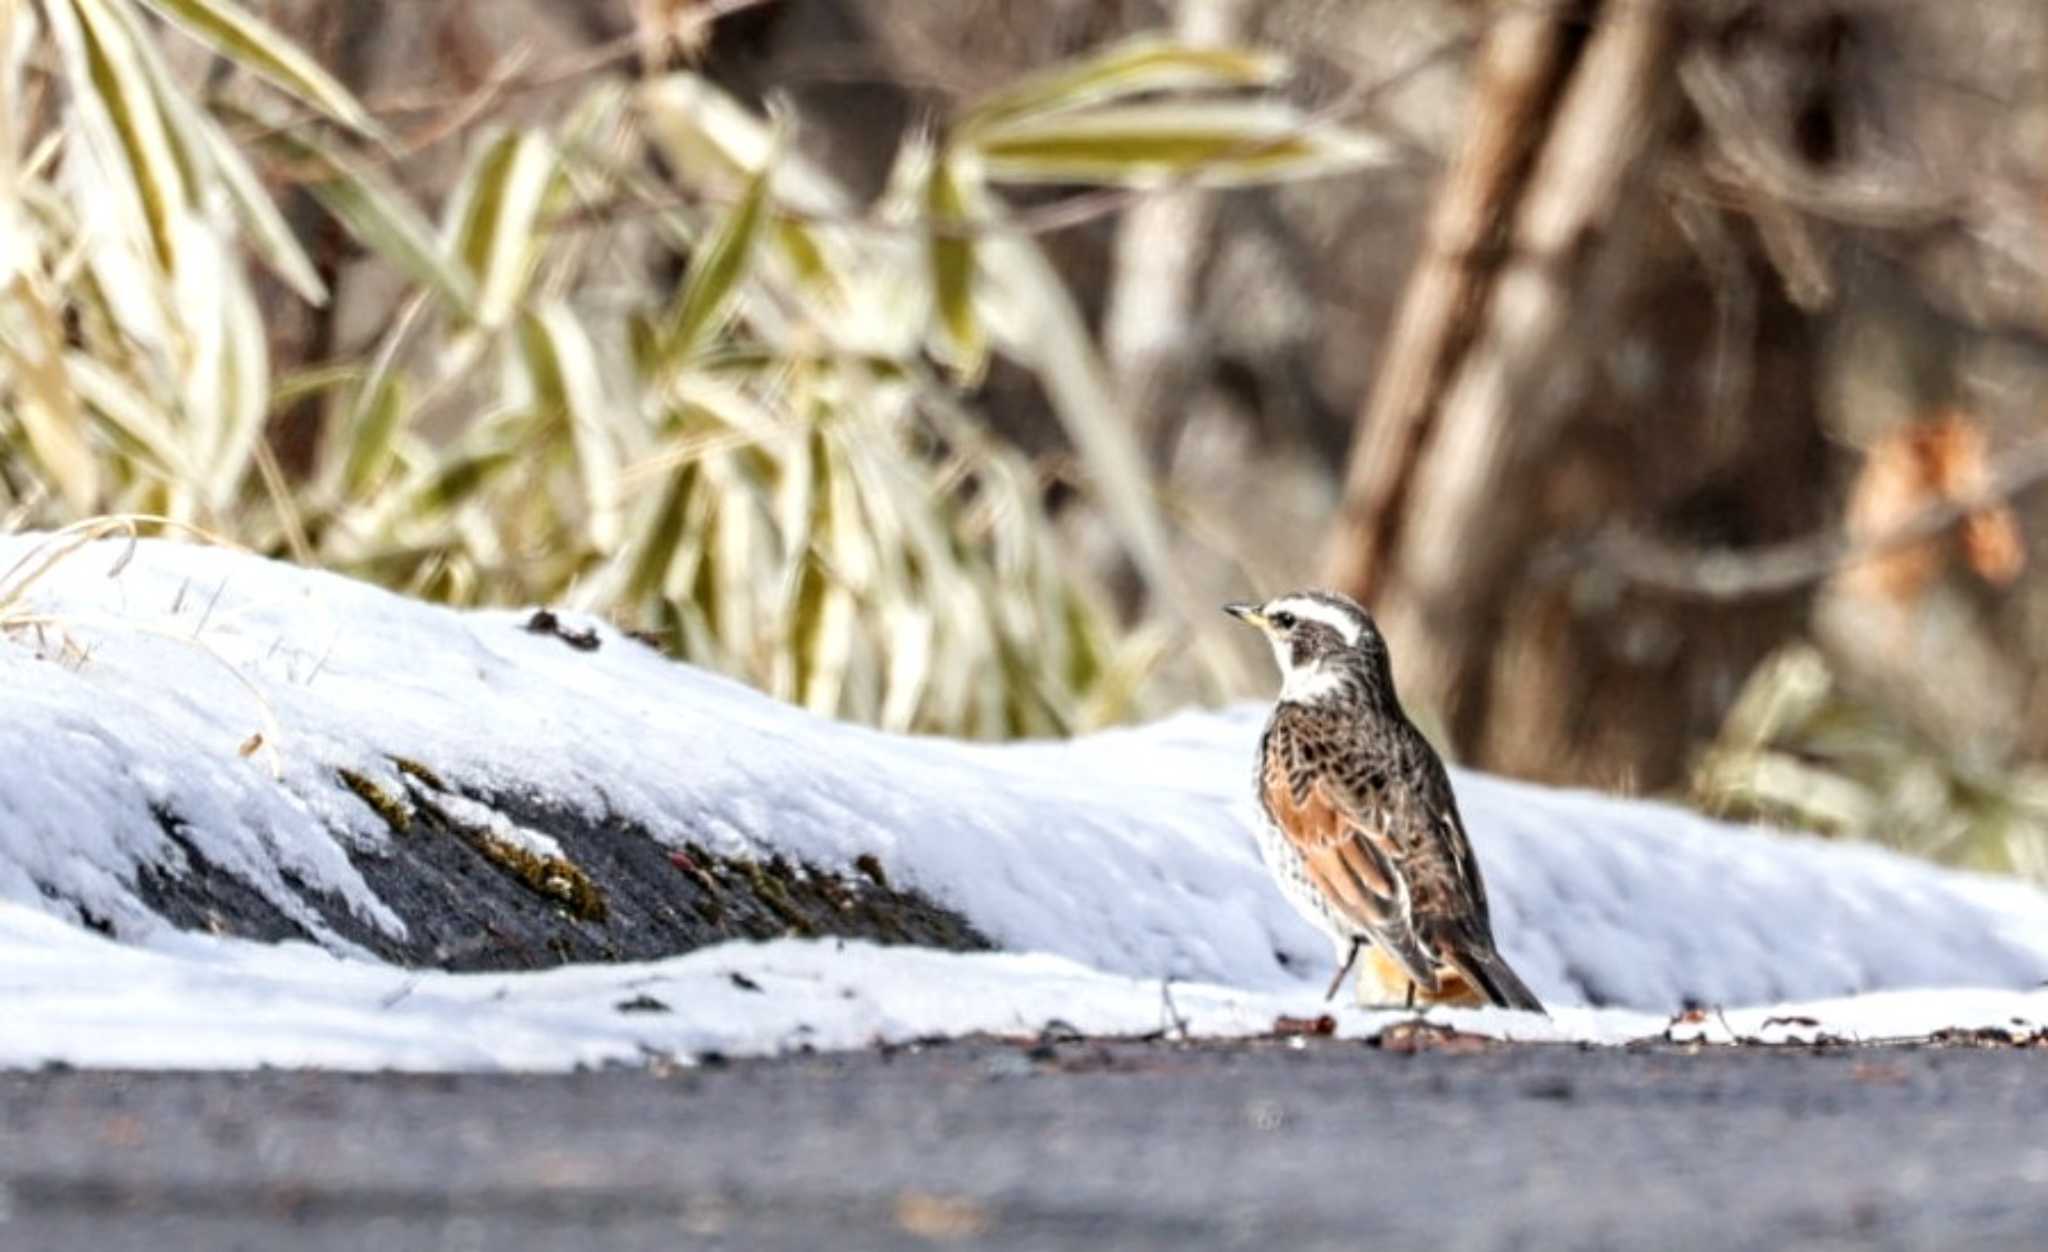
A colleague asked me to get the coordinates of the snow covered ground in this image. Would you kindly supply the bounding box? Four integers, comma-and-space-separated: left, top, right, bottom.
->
2, 532, 2046, 1070
8, 904, 2046, 1071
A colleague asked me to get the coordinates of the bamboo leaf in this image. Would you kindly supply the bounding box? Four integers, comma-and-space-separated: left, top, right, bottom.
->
133, 0, 387, 142
638, 74, 815, 198
1, 278, 102, 509
786, 421, 855, 714
959, 35, 1286, 137
773, 218, 837, 302
704, 451, 769, 652
444, 128, 559, 330
663, 375, 784, 442
970, 100, 1391, 187
185, 94, 326, 301
206, 242, 270, 507
518, 302, 623, 551
410, 435, 521, 516
99, 0, 325, 301
334, 295, 427, 499
64, 350, 190, 480
623, 458, 696, 604
661, 151, 771, 367
925, 156, 985, 384
271, 364, 364, 412
168, 210, 228, 475
340, 370, 407, 500
50, 0, 192, 275
261, 122, 477, 314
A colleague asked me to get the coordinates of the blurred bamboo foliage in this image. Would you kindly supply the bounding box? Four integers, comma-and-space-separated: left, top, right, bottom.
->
1696, 643, 2048, 884
6, 0, 2048, 890
0, 0, 1379, 737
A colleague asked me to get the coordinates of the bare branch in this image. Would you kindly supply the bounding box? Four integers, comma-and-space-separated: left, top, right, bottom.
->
1565, 440, 2048, 601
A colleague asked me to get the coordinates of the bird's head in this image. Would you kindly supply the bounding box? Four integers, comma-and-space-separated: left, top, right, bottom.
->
1224, 590, 1392, 708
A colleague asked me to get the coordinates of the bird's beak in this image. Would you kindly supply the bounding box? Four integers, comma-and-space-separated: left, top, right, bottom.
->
1223, 601, 1265, 630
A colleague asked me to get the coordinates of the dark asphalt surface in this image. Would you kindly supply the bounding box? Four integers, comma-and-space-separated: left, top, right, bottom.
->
4, 1033, 2046, 1251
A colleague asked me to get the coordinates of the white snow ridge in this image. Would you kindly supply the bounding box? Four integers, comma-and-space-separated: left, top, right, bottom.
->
2, 534, 2045, 1071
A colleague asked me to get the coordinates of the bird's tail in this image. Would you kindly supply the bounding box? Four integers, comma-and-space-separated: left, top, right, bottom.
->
1449, 945, 1546, 1014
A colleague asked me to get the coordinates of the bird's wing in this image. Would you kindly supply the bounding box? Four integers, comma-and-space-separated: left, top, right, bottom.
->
1386, 767, 1545, 1013
1426, 797, 1493, 934
1261, 755, 1440, 991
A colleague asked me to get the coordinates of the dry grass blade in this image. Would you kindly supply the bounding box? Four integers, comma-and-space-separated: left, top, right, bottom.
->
0, 523, 289, 769
0, 516, 143, 616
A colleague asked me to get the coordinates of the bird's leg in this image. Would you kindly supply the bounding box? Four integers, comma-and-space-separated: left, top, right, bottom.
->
1404, 983, 1416, 1011
1324, 937, 1364, 1002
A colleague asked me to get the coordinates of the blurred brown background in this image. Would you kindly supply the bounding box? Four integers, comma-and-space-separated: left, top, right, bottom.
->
11, 0, 2042, 878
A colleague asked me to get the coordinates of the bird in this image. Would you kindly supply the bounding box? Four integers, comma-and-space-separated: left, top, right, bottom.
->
1225, 590, 1545, 1013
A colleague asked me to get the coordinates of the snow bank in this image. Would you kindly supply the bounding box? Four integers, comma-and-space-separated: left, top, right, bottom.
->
2, 534, 2046, 1069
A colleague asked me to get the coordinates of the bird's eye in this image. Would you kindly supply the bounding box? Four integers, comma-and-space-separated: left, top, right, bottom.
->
1270, 610, 1296, 629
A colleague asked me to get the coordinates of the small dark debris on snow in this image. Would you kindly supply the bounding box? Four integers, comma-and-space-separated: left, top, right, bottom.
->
853, 853, 889, 889
1272, 1014, 1337, 1038
1928, 1026, 2048, 1049
523, 609, 601, 652
729, 972, 763, 993
1761, 1015, 1823, 1030
1038, 1019, 1086, 1044
615, 994, 671, 1014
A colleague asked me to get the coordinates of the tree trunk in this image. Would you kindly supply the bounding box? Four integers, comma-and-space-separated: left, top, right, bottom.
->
1317, 0, 1831, 786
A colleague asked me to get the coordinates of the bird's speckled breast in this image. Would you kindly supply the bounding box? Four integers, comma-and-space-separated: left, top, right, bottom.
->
1251, 739, 1353, 946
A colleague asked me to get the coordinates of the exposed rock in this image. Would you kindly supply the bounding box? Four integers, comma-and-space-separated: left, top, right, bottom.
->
137, 780, 989, 973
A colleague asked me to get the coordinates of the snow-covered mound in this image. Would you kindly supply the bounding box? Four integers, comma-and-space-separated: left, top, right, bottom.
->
2, 533, 2046, 1068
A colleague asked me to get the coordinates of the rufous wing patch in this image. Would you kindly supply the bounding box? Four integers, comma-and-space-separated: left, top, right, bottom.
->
1263, 763, 1398, 926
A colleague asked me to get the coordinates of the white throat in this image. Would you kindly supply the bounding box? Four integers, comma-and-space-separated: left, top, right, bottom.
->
1279, 660, 1348, 704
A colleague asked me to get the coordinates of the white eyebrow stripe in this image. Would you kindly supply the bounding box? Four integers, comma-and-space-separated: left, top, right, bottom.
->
1266, 595, 1363, 645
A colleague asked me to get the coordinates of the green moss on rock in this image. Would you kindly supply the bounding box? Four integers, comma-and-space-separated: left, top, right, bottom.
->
337, 768, 413, 833
389, 756, 449, 792
471, 830, 609, 924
